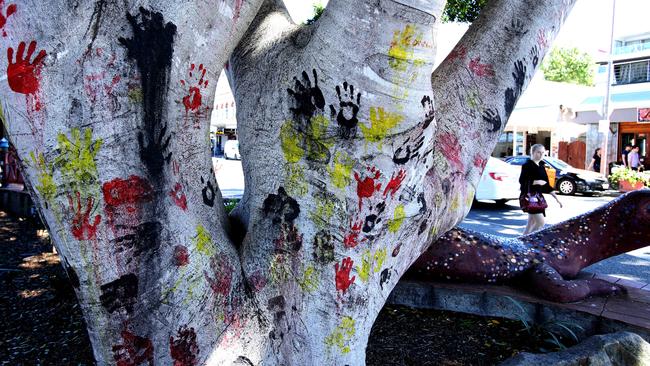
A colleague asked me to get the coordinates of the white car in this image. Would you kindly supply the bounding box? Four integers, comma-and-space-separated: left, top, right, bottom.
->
224, 140, 241, 160
475, 157, 521, 205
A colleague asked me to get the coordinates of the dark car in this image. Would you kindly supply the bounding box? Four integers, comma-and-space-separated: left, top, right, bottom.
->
503, 155, 609, 195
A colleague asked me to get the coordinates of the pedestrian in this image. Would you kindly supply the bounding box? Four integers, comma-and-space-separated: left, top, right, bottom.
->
628, 145, 641, 171
587, 147, 601, 172
622, 144, 632, 168
519, 144, 563, 235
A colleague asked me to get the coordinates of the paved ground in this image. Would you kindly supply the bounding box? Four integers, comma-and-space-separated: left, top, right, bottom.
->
212, 158, 650, 283
462, 196, 650, 283
213, 157, 244, 199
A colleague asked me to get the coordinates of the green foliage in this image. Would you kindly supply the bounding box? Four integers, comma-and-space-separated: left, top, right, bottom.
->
541, 47, 595, 86
608, 167, 650, 186
442, 0, 488, 23
306, 3, 325, 24
224, 199, 239, 214
505, 296, 584, 352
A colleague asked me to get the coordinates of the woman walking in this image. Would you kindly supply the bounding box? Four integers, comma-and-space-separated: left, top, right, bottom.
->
519, 144, 563, 235
587, 147, 601, 172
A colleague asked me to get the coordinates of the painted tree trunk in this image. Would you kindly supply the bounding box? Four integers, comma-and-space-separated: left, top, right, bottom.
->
0, 0, 575, 364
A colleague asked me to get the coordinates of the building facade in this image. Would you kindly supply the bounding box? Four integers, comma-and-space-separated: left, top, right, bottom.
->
576, 31, 650, 171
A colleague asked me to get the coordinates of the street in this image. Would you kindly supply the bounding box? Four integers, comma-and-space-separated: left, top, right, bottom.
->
213, 157, 245, 199
213, 158, 650, 283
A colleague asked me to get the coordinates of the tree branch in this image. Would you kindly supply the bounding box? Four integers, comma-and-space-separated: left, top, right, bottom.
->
431, 0, 576, 182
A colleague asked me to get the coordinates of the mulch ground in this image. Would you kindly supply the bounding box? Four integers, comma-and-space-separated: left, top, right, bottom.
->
0, 211, 568, 365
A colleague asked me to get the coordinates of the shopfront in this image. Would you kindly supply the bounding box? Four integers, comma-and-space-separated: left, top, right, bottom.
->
619, 116, 649, 169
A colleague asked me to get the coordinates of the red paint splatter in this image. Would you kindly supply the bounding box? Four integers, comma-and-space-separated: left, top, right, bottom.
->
169, 326, 200, 366
7, 41, 46, 95
335, 257, 355, 294
180, 63, 209, 115
204, 256, 233, 297
112, 328, 154, 366
383, 169, 406, 198
445, 45, 467, 62
354, 167, 382, 210
173, 245, 190, 266
473, 154, 487, 169
438, 132, 464, 171
0, 1, 17, 37
469, 57, 495, 77
343, 219, 364, 249
68, 192, 101, 241
169, 183, 188, 210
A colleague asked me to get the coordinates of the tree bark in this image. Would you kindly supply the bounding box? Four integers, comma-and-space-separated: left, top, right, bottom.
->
1, 0, 575, 364
229, 0, 575, 363
0, 1, 265, 364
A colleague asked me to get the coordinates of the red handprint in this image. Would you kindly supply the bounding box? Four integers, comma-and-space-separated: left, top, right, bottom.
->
7, 41, 47, 95
383, 169, 406, 198
469, 57, 495, 77
180, 63, 209, 114
343, 219, 364, 249
112, 329, 154, 366
354, 166, 382, 210
335, 257, 355, 294
68, 192, 101, 241
0, 1, 16, 37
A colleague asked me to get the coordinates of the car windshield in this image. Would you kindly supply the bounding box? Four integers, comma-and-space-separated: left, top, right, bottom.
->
544, 157, 570, 169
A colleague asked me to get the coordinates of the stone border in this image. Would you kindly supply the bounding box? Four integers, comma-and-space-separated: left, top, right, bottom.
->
388, 278, 650, 343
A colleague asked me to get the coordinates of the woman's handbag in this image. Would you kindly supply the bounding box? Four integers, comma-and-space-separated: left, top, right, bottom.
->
519, 182, 548, 214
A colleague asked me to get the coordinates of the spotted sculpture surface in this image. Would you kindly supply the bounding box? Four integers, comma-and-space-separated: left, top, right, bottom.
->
409, 190, 650, 303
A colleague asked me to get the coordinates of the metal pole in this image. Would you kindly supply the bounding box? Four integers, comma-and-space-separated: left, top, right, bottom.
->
601, 0, 616, 176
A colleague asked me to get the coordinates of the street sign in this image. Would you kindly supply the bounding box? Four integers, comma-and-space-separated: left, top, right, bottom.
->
638, 107, 650, 123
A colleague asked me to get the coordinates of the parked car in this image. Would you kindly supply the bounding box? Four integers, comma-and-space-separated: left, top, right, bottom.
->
503, 155, 609, 195
475, 157, 521, 205
224, 140, 240, 160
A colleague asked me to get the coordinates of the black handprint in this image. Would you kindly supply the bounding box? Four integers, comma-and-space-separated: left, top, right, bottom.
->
505, 88, 516, 116
380, 268, 391, 290
482, 108, 502, 133
287, 69, 325, 127
362, 202, 386, 234
505, 18, 528, 36
99, 273, 138, 314
329, 81, 361, 139
138, 122, 172, 177
512, 60, 527, 95
530, 45, 540, 68
263, 187, 300, 225
119, 7, 177, 178
421, 95, 435, 129
201, 170, 215, 207
393, 134, 425, 165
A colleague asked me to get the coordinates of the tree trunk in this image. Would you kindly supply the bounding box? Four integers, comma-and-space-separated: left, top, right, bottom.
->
0, 0, 575, 364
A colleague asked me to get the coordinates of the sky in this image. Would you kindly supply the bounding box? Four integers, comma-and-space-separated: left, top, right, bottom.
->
216, 0, 650, 95
282, 0, 650, 59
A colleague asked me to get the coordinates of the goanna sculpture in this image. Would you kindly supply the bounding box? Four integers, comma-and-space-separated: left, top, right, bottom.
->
408, 189, 650, 303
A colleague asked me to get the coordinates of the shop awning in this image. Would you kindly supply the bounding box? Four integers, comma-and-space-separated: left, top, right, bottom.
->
574, 90, 650, 123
